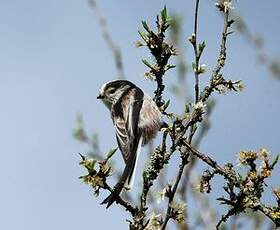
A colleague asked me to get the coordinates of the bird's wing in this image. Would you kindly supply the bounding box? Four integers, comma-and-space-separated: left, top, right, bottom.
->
114, 117, 130, 162
101, 89, 144, 208
113, 89, 144, 163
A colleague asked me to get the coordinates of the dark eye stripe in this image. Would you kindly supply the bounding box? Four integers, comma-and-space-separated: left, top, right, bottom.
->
109, 88, 116, 94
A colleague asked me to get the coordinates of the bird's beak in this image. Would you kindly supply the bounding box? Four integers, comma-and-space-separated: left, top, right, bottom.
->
97, 94, 104, 99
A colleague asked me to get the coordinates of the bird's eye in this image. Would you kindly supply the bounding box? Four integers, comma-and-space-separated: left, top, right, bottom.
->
109, 88, 116, 94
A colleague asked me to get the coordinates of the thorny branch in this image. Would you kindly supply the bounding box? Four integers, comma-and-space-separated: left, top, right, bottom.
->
177, 6, 240, 219
200, 2, 240, 102
103, 182, 138, 216
192, 0, 201, 103
78, 2, 280, 230
88, 0, 125, 79
234, 15, 280, 80
161, 0, 203, 228
182, 141, 280, 228
78, 151, 138, 216
138, 6, 177, 108
161, 163, 187, 230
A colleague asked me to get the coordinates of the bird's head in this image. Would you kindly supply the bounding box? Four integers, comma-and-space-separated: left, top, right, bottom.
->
97, 80, 135, 107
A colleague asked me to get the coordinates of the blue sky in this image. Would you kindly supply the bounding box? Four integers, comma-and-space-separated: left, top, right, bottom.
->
0, 1, 279, 229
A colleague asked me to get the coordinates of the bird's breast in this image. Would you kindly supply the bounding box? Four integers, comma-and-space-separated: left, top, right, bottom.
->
139, 95, 162, 145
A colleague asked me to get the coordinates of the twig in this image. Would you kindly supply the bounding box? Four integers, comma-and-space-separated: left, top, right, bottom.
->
88, 0, 125, 79
140, 131, 168, 212
193, 0, 201, 103
179, 102, 214, 199
160, 1, 202, 228
161, 163, 187, 230
234, 15, 280, 79
182, 140, 280, 228
200, 4, 234, 102
179, 8, 234, 223
103, 182, 138, 216
139, 7, 176, 107
182, 140, 230, 179
216, 207, 238, 229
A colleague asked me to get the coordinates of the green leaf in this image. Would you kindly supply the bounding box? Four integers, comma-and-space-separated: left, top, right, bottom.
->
271, 154, 279, 168
192, 62, 196, 71
198, 41, 206, 53
142, 171, 149, 182
163, 99, 170, 111
216, 197, 228, 205
89, 160, 97, 171
192, 124, 198, 133
185, 103, 190, 114
80, 157, 97, 172
138, 30, 147, 41
142, 59, 153, 69
165, 64, 176, 71
106, 147, 118, 160
198, 66, 206, 74
166, 16, 172, 26
142, 21, 150, 32
237, 172, 244, 181
161, 5, 167, 22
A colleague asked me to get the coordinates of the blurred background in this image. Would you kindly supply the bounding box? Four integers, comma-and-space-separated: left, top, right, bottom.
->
0, 0, 279, 229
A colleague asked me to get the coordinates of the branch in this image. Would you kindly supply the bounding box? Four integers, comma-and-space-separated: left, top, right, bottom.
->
88, 0, 125, 79
182, 140, 233, 180
161, 1, 203, 228
193, 0, 201, 103
103, 182, 138, 216
79, 153, 138, 216
177, 7, 238, 225
200, 2, 235, 102
161, 163, 187, 230
139, 6, 176, 107
182, 140, 280, 228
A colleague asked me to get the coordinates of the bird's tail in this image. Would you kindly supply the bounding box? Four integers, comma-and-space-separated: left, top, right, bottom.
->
124, 136, 143, 190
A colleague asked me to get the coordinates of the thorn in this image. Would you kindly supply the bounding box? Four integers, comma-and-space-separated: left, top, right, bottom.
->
226, 31, 234, 36
78, 153, 86, 161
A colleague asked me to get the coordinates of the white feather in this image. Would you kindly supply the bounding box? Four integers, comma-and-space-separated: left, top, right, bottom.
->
128, 103, 134, 137
125, 136, 143, 190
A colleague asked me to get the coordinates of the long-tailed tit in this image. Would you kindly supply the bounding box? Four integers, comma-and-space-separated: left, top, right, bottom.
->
97, 80, 162, 207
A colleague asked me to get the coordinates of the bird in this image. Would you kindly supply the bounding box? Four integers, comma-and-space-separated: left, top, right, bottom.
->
97, 80, 162, 207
